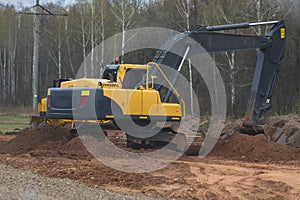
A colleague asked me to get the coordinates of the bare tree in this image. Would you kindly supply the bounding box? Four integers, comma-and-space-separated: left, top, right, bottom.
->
202, 0, 284, 116
100, 1, 105, 75
96, 0, 108, 76
202, 0, 243, 115
176, 0, 194, 115
58, 24, 62, 79
111, 0, 136, 63
43, 20, 64, 80
66, 32, 75, 77
90, 0, 96, 76
1, 49, 7, 103
225, 51, 235, 112
80, 9, 88, 77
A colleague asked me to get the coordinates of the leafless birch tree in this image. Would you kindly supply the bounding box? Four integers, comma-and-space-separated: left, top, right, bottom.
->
176, 0, 194, 115
111, 0, 136, 63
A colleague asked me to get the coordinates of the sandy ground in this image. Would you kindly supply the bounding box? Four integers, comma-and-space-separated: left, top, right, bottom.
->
0, 122, 299, 200
1, 153, 299, 199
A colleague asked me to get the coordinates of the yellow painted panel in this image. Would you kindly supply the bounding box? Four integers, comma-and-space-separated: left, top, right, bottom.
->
172, 117, 180, 121
61, 78, 103, 88
161, 103, 181, 117
81, 90, 90, 96
38, 98, 47, 112
104, 87, 181, 117
103, 89, 128, 114
155, 104, 167, 116
280, 28, 286, 39
139, 116, 148, 119
142, 90, 159, 115
128, 90, 142, 115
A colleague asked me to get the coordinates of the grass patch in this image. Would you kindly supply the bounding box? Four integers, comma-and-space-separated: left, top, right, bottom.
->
0, 115, 30, 133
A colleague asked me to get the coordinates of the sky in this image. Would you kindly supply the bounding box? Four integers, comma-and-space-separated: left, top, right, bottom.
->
0, 0, 76, 10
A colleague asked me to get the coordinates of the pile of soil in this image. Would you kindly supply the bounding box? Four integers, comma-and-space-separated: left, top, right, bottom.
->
0, 123, 299, 163
0, 125, 92, 160
210, 133, 300, 162
267, 114, 300, 147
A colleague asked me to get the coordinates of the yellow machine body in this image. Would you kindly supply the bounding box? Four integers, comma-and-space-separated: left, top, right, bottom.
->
37, 63, 185, 126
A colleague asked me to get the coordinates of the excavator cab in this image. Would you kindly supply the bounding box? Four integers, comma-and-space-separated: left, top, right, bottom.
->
52, 78, 73, 88
102, 65, 119, 82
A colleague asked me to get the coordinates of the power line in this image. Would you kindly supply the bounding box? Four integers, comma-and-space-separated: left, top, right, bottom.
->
18, 0, 68, 113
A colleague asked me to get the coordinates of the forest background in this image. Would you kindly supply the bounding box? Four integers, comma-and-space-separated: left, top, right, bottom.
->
0, 0, 299, 118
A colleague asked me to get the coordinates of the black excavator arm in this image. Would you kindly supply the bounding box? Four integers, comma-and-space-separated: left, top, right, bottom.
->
151, 20, 286, 131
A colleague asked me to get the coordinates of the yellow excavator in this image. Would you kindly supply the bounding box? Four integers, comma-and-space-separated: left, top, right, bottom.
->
37, 63, 184, 126
32, 20, 286, 154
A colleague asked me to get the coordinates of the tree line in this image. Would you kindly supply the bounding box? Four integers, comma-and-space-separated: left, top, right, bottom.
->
0, 0, 299, 117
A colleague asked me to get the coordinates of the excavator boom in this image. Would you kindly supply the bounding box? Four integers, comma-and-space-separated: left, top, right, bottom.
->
152, 20, 286, 131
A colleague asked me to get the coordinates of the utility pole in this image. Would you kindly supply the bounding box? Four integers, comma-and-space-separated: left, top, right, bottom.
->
32, 0, 40, 113
19, 1, 68, 113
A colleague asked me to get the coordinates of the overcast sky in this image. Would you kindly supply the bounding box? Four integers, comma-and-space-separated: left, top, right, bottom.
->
0, 0, 76, 9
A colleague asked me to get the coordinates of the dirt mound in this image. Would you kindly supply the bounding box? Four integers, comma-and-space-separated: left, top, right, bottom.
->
210, 133, 300, 162
0, 122, 299, 163
0, 125, 69, 155
267, 114, 300, 147
221, 115, 300, 148
0, 125, 91, 159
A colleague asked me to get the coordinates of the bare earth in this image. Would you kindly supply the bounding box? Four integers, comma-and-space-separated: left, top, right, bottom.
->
0, 116, 299, 200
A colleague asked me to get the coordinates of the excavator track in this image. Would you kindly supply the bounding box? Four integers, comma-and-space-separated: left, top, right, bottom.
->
102, 126, 204, 156
182, 131, 204, 156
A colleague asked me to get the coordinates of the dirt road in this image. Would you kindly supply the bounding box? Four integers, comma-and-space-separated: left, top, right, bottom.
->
0, 125, 299, 200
